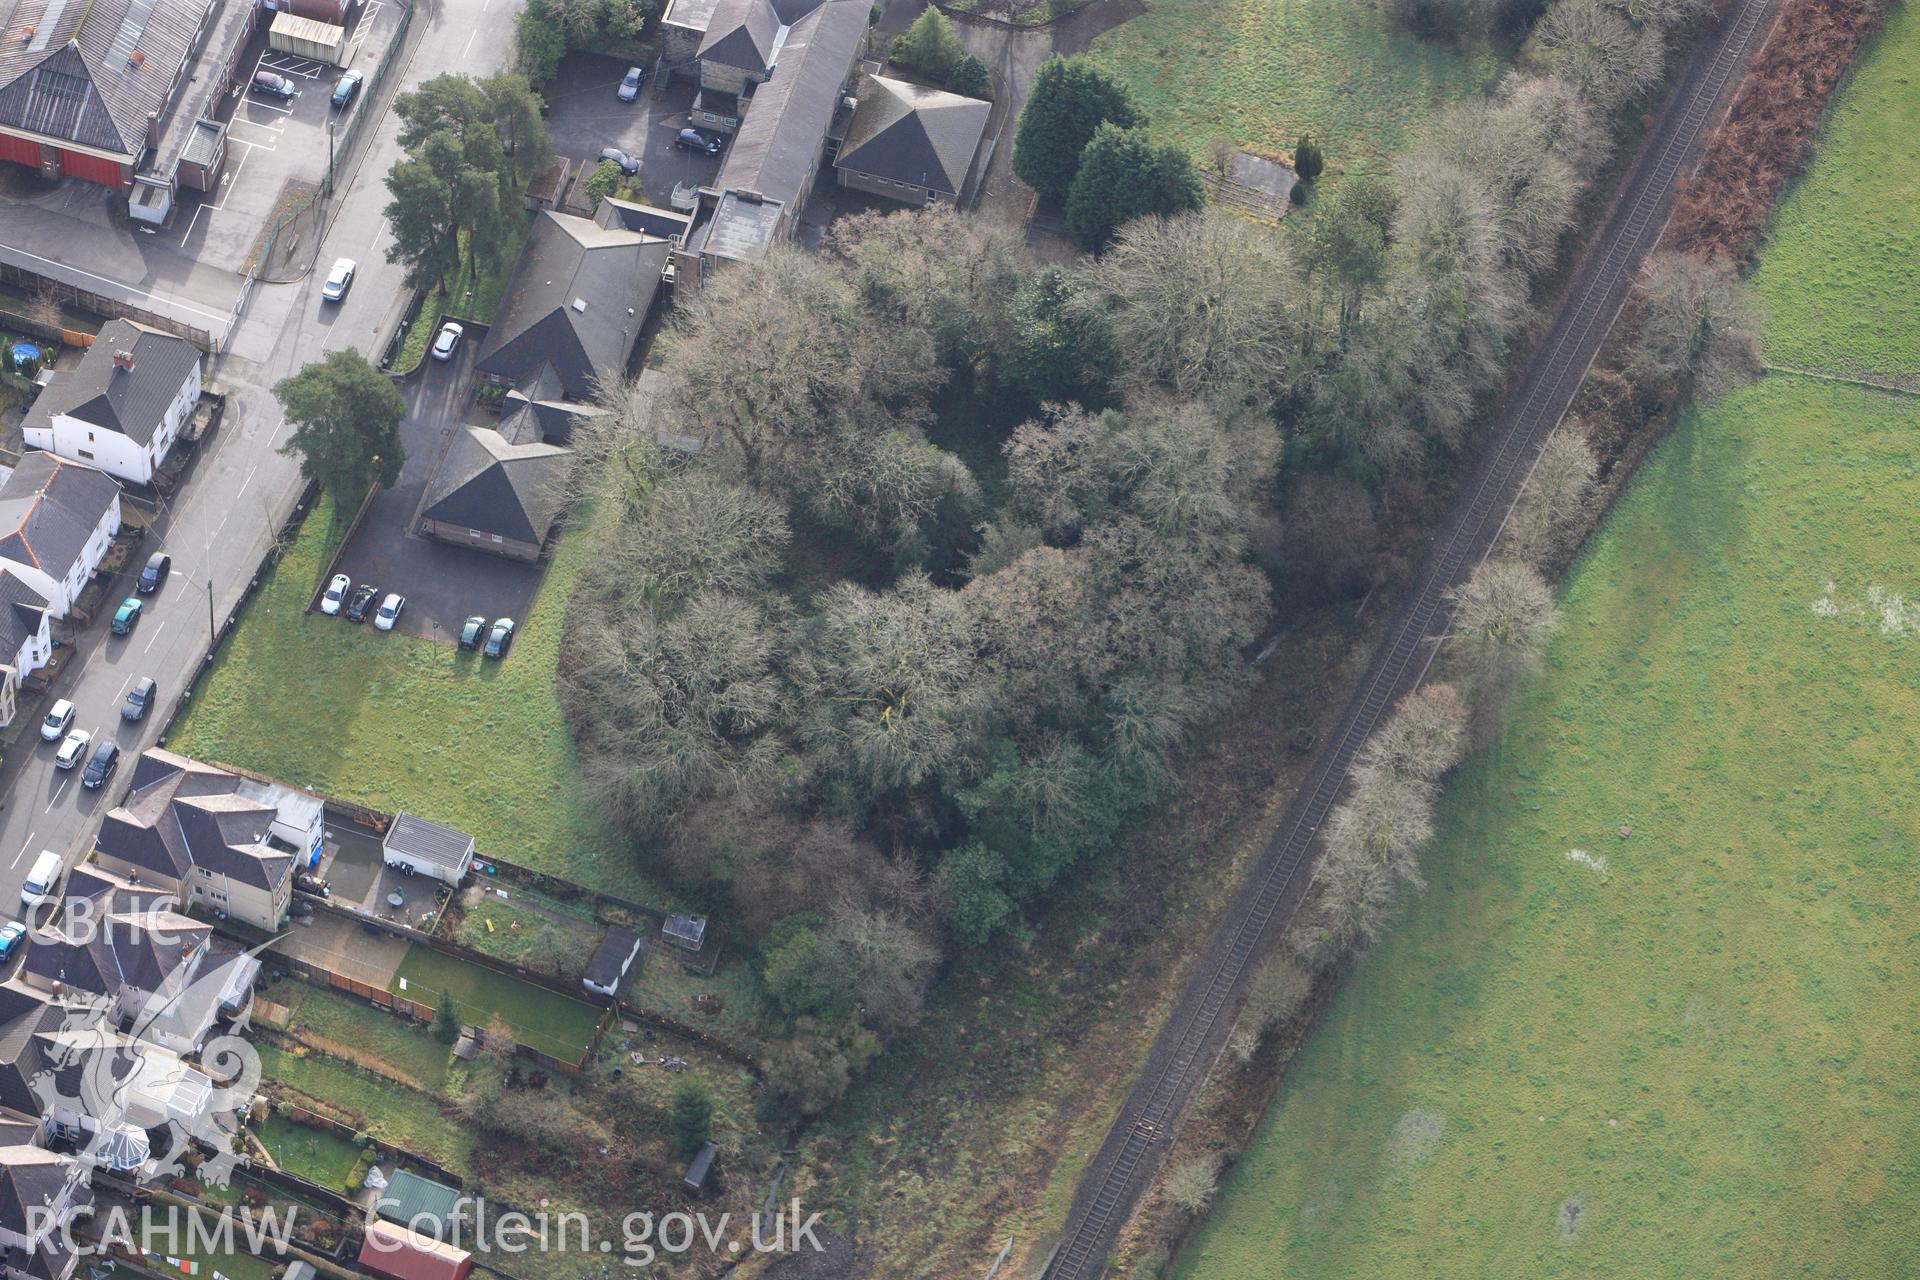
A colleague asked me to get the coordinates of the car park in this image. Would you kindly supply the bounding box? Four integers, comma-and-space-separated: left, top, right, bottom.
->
81, 741, 120, 790
110, 597, 142, 635
55, 729, 91, 771
322, 258, 356, 302
0, 921, 24, 963
484, 617, 516, 659
431, 321, 464, 361
374, 593, 406, 632
321, 574, 351, 615
459, 615, 487, 650
138, 552, 172, 594
251, 70, 297, 100
675, 127, 724, 156
345, 584, 380, 622
598, 147, 639, 176
123, 677, 157, 721
41, 699, 74, 742
331, 69, 363, 109
617, 66, 645, 102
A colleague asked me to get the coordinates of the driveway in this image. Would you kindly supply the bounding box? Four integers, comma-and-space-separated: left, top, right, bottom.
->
543, 52, 725, 210
326, 345, 544, 645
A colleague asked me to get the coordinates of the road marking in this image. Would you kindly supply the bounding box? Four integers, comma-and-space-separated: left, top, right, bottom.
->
11, 837, 35, 869
236, 463, 259, 499
463, 29, 478, 57
371, 216, 389, 252
45, 779, 68, 813
268, 415, 288, 447
115, 673, 135, 701
0, 246, 230, 325
142, 619, 169, 653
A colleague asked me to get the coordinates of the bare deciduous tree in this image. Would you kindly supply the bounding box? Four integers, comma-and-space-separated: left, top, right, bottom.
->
1627, 251, 1762, 398
1160, 1155, 1221, 1218
829, 206, 1028, 370
1090, 208, 1307, 406
1446, 558, 1562, 734
1504, 426, 1599, 568
1535, 0, 1667, 114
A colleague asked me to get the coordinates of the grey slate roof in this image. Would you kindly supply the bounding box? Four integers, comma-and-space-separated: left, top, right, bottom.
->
0, 570, 47, 661
472, 212, 671, 401
498, 388, 600, 448
421, 427, 570, 546
837, 75, 989, 196
701, 0, 867, 258
23, 318, 199, 446
697, 0, 781, 75
0, 1146, 78, 1237
0, 451, 119, 582
384, 812, 475, 873
595, 196, 694, 241
98, 749, 294, 892
24, 908, 207, 999
0, 0, 218, 160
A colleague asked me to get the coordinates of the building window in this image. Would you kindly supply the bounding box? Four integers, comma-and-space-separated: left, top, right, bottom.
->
78, 449, 93, 460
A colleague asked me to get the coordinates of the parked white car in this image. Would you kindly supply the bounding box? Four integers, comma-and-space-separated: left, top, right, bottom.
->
55, 728, 91, 771
321, 574, 351, 616
431, 321, 464, 362
322, 258, 356, 302
374, 593, 406, 632
40, 699, 74, 743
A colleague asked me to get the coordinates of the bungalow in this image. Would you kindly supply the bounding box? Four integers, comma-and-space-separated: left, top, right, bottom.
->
22, 321, 201, 486
835, 75, 990, 207
0, 454, 122, 620
93, 750, 307, 932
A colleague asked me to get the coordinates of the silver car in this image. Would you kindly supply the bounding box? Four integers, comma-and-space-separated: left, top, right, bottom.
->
432, 321, 464, 361
322, 257, 356, 302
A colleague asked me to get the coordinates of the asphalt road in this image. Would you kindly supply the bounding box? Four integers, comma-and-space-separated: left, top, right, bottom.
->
0, 0, 524, 913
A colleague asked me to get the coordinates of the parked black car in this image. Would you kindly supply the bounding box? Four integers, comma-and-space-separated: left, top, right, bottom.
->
81, 741, 120, 790
345, 584, 380, 622
675, 128, 725, 156
138, 552, 171, 594
122, 676, 157, 721
459, 615, 487, 650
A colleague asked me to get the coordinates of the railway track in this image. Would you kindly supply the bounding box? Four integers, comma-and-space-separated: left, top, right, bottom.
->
1037, 1, 1775, 1275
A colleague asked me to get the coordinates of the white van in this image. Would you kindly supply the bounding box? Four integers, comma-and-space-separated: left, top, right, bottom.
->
20, 851, 61, 911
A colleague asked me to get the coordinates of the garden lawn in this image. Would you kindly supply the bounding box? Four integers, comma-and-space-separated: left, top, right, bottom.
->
256, 1041, 472, 1175
1086, 0, 1498, 173
392, 944, 603, 1061
1178, 15, 1920, 1269
258, 1113, 367, 1192
264, 979, 455, 1093
169, 495, 666, 900
1749, 1, 1920, 380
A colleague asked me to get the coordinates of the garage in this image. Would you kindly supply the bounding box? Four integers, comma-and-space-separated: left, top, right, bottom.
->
382, 812, 476, 885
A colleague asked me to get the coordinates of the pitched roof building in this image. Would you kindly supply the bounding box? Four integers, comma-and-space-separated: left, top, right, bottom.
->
472, 210, 674, 402
0, 452, 121, 623
835, 74, 990, 205
93, 749, 297, 931
25, 321, 200, 448
417, 429, 571, 562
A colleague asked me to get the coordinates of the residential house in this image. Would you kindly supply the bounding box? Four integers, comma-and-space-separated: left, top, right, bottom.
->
0, 454, 121, 623
677, 0, 871, 277
19, 898, 218, 1055
834, 75, 990, 206
381, 813, 474, 886
21, 320, 202, 486
93, 750, 307, 932
0, 573, 51, 729
0, 1143, 91, 1280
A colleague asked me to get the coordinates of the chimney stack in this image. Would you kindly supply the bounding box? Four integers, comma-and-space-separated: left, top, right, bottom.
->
146, 110, 159, 148
112, 350, 135, 372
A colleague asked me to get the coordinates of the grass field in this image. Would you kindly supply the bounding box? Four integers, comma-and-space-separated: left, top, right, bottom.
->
170, 495, 663, 899
258, 1113, 368, 1191
1178, 14, 1920, 1277
392, 944, 604, 1060
1086, 0, 1499, 172
1750, 2, 1920, 380
264, 979, 455, 1093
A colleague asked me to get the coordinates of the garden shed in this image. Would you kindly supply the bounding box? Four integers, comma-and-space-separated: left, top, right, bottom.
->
383, 813, 476, 885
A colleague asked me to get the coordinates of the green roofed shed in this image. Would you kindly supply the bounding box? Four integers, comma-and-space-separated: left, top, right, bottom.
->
375, 1170, 464, 1234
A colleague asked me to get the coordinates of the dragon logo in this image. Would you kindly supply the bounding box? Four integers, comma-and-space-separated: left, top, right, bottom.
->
28, 927, 277, 1188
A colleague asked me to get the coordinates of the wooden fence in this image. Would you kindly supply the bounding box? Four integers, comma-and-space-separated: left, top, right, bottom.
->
0, 261, 211, 349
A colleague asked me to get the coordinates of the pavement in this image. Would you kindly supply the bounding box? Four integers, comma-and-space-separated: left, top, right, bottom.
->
0, 0, 526, 912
